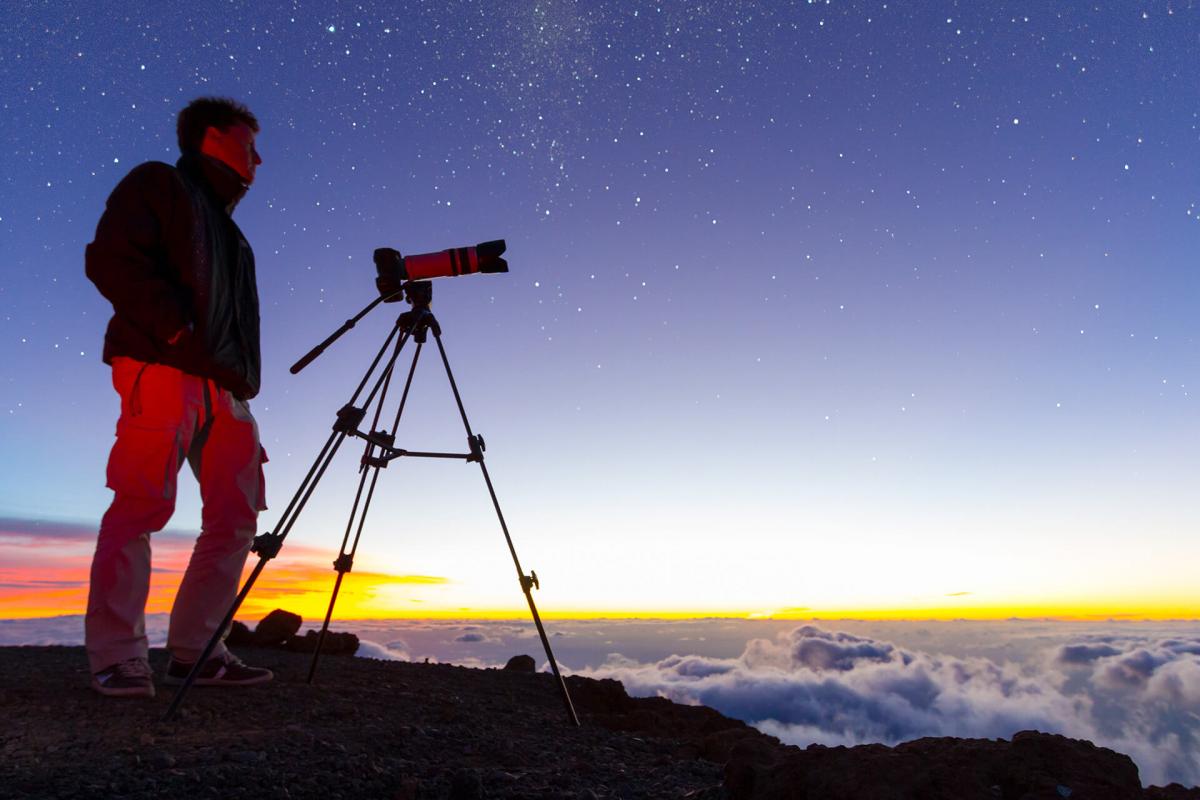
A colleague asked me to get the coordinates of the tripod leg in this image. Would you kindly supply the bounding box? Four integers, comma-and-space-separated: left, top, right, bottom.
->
482, 457, 579, 726
307, 567, 348, 683
162, 429, 352, 720
307, 342, 423, 683
431, 332, 580, 726
164, 315, 418, 721
522, 577, 581, 726
306, 465, 380, 683
307, 433, 382, 684
162, 554, 271, 719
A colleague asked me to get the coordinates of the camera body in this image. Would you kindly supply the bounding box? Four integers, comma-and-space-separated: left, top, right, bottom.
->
374, 240, 508, 301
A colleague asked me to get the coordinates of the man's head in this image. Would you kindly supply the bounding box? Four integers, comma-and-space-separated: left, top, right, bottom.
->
177, 97, 262, 184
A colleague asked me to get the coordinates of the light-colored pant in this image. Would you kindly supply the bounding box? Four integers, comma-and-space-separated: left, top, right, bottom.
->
85, 357, 267, 673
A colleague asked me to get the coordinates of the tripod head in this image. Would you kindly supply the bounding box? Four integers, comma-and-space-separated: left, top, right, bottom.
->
398, 281, 439, 343
402, 280, 432, 310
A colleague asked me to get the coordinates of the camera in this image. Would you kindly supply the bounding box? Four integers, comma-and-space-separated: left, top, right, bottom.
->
374, 240, 508, 301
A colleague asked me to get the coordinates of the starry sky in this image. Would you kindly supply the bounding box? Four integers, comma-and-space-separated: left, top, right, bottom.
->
1, 1, 1197, 621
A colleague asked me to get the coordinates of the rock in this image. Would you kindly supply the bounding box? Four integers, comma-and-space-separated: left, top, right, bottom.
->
704, 728, 775, 765
252, 609, 302, 646
1146, 785, 1200, 799
323, 630, 360, 655
283, 630, 315, 652
226, 620, 254, 646
566, 675, 630, 713
1006, 730, 1141, 797
724, 730, 1146, 800
502, 654, 536, 673
283, 629, 359, 655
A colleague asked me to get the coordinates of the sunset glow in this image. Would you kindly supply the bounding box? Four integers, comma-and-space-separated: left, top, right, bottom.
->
3, 518, 1194, 623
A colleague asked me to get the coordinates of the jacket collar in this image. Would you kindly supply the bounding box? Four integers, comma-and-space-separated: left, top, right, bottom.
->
177, 150, 249, 212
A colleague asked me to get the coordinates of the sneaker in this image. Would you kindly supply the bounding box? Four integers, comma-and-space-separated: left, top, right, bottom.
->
163, 652, 273, 687
92, 657, 155, 698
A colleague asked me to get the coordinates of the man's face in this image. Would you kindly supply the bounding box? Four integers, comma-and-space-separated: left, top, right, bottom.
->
200, 121, 262, 184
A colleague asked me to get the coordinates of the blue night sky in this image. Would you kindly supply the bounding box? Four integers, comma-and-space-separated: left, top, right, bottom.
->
0, 1, 1197, 618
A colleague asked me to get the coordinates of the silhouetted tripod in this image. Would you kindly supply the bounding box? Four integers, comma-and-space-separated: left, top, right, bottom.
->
164, 281, 579, 725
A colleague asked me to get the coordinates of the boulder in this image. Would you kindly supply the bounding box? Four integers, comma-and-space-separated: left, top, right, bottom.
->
502, 654, 536, 673
1145, 785, 1200, 799
225, 620, 254, 647
283, 629, 359, 655
565, 675, 630, 714
724, 730, 1146, 800
252, 609, 302, 646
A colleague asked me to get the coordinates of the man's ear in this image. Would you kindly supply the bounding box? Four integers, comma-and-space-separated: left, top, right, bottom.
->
199, 125, 221, 153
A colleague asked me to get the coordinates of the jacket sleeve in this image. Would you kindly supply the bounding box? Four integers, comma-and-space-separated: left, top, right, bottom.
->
85, 162, 191, 344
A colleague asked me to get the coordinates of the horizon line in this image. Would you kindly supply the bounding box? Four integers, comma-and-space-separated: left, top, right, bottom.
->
3, 609, 1198, 624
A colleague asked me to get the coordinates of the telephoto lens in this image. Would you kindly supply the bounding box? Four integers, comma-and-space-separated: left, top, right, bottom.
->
374, 240, 507, 300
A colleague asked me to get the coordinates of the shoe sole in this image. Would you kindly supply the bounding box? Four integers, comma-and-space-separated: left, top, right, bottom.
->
91, 679, 155, 698
162, 671, 273, 687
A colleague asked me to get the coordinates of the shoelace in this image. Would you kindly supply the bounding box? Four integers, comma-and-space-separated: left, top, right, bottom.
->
114, 658, 153, 678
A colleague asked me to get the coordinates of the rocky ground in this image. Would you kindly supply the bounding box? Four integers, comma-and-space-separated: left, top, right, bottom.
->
1, 644, 1198, 800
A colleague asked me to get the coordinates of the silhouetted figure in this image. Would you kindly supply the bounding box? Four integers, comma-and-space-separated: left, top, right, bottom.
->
84, 97, 272, 697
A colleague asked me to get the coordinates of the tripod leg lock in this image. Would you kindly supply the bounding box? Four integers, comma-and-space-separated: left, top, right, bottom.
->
362, 431, 396, 468
333, 553, 354, 573
251, 532, 284, 560
334, 404, 366, 434
520, 570, 540, 593
467, 434, 486, 462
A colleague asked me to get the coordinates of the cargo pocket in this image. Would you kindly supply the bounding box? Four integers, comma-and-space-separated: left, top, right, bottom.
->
105, 422, 182, 500
255, 445, 269, 511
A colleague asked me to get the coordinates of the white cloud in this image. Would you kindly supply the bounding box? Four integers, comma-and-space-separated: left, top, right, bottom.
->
0, 614, 168, 646
579, 624, 1200, 787
355, 638, 411, 661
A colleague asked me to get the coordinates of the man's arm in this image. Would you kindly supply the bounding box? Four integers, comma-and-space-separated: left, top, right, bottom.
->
85, 162, 191, 345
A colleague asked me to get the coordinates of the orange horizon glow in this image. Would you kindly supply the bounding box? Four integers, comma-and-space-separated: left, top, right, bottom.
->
0, 524, 448, 621
3, 524, 1196, 624
3, 581, 1196, 624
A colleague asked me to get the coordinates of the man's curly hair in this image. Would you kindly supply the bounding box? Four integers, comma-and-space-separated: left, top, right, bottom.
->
176, 97, 259, 152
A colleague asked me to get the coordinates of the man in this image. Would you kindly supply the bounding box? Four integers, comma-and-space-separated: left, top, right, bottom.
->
84, 97, 272, 697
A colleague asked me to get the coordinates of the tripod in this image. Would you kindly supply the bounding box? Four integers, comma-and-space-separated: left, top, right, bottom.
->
164, 281, 579, 725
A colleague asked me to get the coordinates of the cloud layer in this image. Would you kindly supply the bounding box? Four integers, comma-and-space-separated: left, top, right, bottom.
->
581, 625, 1200, 787
5, 612, 1197, 787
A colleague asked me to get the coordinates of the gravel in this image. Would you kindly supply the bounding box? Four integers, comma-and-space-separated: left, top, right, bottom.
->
0, 646, 726, 800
